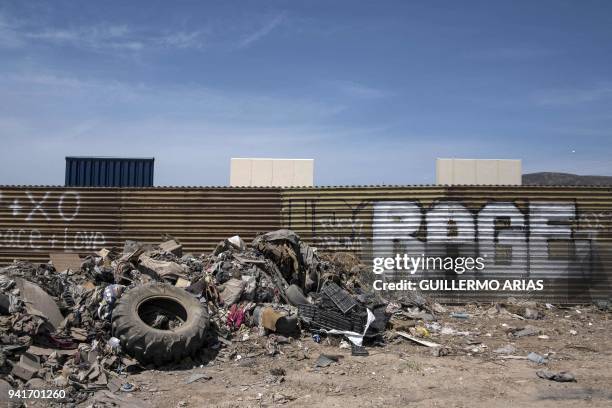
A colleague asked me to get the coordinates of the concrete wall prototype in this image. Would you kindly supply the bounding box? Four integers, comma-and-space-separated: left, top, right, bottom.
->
1, 185, 610, 303
436, 158, 522, 185
230, 158, 314, 187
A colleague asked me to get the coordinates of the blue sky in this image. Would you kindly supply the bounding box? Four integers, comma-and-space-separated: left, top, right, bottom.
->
0, 0, 611, 185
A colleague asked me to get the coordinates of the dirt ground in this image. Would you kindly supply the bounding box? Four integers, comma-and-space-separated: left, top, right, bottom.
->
82, 304, 611, 408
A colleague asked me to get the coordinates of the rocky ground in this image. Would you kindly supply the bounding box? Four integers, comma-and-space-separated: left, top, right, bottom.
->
1, 230, 610, 408
80, 304, 611, 408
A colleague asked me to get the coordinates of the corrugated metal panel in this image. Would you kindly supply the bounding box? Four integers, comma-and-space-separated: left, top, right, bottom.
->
65, 157, 155, 187
281, 186, 612, 303
1, 184, 610, 304
0, 187, 122, 264
0, 187, 281, 265
117, 188, 281, 254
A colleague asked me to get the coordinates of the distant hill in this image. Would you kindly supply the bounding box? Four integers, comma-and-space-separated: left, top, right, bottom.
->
523, 172, 612, 186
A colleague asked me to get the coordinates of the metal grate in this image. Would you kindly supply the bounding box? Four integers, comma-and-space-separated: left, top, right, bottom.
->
321, 281, 358, 313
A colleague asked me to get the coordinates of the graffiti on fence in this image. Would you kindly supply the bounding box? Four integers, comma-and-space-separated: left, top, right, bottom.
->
288, 197, 611, 278
315, 200, 371, 250
0, 190, 106, 251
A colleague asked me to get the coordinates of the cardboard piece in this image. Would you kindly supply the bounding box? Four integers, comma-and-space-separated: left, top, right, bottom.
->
11, 353, 42, 381
138, 255, 187, 281
49, 252, 82, 273
159, 240, 183, 256
27, 346, 76, 357
14, 277, 64, 330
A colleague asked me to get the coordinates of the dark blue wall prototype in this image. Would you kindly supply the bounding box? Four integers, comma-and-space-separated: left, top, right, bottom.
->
65, 157, 154, 187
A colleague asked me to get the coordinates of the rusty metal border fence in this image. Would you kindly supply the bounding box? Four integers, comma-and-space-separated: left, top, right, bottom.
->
1, 185, 610, 303
0, 186, 281, 265
281, 185, 612, 303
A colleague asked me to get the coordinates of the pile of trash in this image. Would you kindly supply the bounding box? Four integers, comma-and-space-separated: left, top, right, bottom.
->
5, 228, 588, 405
0, 229, 398, 405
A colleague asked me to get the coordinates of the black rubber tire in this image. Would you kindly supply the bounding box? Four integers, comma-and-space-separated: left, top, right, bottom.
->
111, 283, 209, 366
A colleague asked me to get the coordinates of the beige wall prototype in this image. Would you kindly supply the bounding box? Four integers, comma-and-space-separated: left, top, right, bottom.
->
230, 158, 314, 187
436, 158, 522, 185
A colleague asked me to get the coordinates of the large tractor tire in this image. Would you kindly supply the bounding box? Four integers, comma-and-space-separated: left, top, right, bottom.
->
111, 283, 209, 366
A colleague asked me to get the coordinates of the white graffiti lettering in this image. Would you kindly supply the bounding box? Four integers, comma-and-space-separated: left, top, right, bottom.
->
372, 200, 592, 276
1, 190, 106, 252
25, 191, 50, 221
58, 191, 80, 221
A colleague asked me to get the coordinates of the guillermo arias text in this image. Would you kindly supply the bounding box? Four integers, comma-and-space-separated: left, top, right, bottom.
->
373, 279, 544, 292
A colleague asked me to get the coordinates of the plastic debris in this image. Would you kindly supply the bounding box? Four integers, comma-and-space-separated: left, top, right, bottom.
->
510, 325, 541, 338
536, 370, 576, 382
527, 352, 548, 364
321, 281, 358, 313
185, 373, 212, 384
314, 354, 341, 368
0, 227, 601, 406
494, 344, 516, 354
395, 331, 442, 348
351, 344, 369, 356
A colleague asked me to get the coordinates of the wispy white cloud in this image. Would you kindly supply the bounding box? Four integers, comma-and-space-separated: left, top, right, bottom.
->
25, 24, 147, 51
157, 30, 207, 49
328, 80, 390, 99
0, 70, 346, 123
533, 84, 612, 106
0, 9, 292, 53
0, 10, 206, 52
238, 13, 285, 48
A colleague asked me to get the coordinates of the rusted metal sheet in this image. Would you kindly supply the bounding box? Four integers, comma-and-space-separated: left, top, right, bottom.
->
0, 187, 122, 265
0, 186, 281, 265
117, 188, 281, 255
1, 184, 610, 304
281, 186, 612, 303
